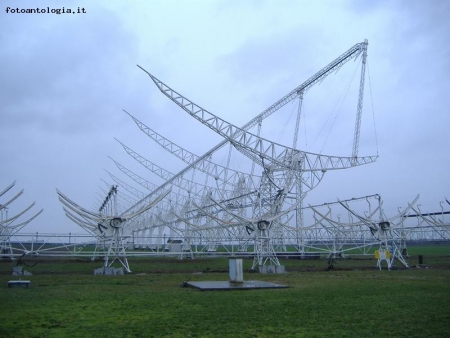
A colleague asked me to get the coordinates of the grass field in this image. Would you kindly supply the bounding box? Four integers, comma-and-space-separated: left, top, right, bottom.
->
1, 246, 449, 337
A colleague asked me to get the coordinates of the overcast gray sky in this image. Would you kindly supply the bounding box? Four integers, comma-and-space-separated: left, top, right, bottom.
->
1, 0, 449, 234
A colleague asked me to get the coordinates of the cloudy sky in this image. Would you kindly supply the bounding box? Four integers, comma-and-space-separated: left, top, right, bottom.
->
1, 0, 449, 234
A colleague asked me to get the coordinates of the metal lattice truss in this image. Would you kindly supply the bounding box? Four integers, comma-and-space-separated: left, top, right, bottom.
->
302, 194, 450, 269
54, 41, 449, 271
50, 41, 379, 270
56, 185, 170, 272
0, 181, 43, 258
400, 200, 450, 242
111, 41, 376, 269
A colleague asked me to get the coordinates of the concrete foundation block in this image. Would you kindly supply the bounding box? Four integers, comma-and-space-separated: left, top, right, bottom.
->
114, 268, 124, 275
8, 280, 31, 288
275, 265, 285, 274
12, 266, 23, 276
266, 265, 276, 273
94, 267, 125, 275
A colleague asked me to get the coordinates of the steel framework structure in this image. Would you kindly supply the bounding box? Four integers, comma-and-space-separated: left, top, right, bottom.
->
50, 41, 449, 272
0, 181, 43, 259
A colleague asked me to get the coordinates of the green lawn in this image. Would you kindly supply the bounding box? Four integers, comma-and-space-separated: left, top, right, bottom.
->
1, 248, 449, 337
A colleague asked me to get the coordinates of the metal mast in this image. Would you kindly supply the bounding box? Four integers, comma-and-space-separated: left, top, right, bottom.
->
352, 39, 368, 159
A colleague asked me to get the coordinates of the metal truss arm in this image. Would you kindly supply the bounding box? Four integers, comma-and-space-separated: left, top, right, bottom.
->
138, 41, 367, 134
114, 139, 234, 200
0, 181, 16, 198
123, 109, 258, 185
140, 67, 377, 172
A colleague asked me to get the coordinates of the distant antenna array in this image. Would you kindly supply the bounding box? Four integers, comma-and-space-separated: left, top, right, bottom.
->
52, 41, 449, 271
0, 181, 43, 258
119, 40, 376, 269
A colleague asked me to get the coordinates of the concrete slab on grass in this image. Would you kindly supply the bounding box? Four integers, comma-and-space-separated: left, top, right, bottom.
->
8, 280, 31, 288
186, 280, 288, 291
